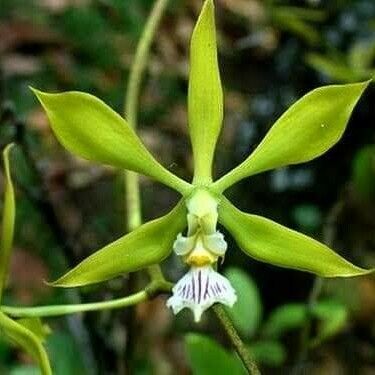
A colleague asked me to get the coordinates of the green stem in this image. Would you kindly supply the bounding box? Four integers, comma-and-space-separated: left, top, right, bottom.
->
124, 0, 170, 281
0, 279, 173, 319
122, 3, 171, 370
124, 0, 170, 128
1, 291, 148, 318
0, 311, 52, 375
213, 305, 261, 375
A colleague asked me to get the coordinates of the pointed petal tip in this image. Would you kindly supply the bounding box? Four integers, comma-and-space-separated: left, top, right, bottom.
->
201, 0, 214, 12
45, 278, 67, 288
353, 79, 372, 94
328, 266, 374, 278
29, 86, 44, 98
362, 78, 372, 86
46, 273, 86, 288
194, 0, 215, 37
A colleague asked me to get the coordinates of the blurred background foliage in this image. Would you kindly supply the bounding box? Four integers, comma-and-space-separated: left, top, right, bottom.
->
0, 0, 374, 374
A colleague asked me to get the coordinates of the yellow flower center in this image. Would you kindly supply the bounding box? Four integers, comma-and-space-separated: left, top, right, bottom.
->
184, 237, 217, 267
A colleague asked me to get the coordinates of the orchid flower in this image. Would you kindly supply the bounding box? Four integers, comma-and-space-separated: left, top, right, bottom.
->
32, 0, 372, 322
0, 145, 52, 375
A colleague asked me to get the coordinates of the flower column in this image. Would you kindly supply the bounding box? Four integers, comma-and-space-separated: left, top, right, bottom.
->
167, 190, 236, 321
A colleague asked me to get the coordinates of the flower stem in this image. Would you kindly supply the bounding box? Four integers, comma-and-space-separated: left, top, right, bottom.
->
1, 291, 148, 318
123, 0, 170, 281
122, 2, 171, 370
0, 279, 173, 319
213, 305, 261, 375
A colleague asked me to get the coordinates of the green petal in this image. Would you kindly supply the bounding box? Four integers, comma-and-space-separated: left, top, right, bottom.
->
32, 89, 191, 195
0, 144, 15, 302
52, 201, 187, 287
213, 81, 370, 192
188, 0, 223, 184
219, 198, 372, 277
0, 312, 52, 375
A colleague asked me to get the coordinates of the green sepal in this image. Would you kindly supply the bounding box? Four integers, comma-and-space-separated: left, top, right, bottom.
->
51, 201, 187, 287
0, 144, 16, 302
214, 81, 370, 192
31, 89, 191, 195
188, 0, 223, 184
0, 312, 52, 375
218, 198, 373, 277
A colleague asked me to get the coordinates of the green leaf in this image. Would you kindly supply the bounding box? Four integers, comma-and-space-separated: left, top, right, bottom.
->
46, 332, 87, 375
10, 366, 40, 375
214, 82, 370, 192
0, 144, 16, 302
17, 319, 51, 343
262, 303, 307, 339
52, 201, 186, 287
188, 0, 223, 184
271, 6, 326, 22
248, 340, 286, 367
292, 204, 322, 233
348, 40, 375, 71
272, 10, 320, 45
0, 312, 52, 375
306, 53, 366, 82
351, 145, 375, 200
224, 267, 262, 338
31, 89, 191, 195
310, 300, 348, 347
185, 333, 244, 375
219, 198, 372, 277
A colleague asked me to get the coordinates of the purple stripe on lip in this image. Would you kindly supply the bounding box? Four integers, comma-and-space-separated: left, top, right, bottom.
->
204, 275, 210, 299
198, 270, 202, 303
216, 282, 221, 293
192, 275, 195, 302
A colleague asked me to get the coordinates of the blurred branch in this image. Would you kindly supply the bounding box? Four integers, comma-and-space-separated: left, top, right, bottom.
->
0, 102, 98, 374
294, 200, 344, 372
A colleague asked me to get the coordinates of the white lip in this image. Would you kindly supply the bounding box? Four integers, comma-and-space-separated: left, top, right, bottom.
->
166, 265, 237, 322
